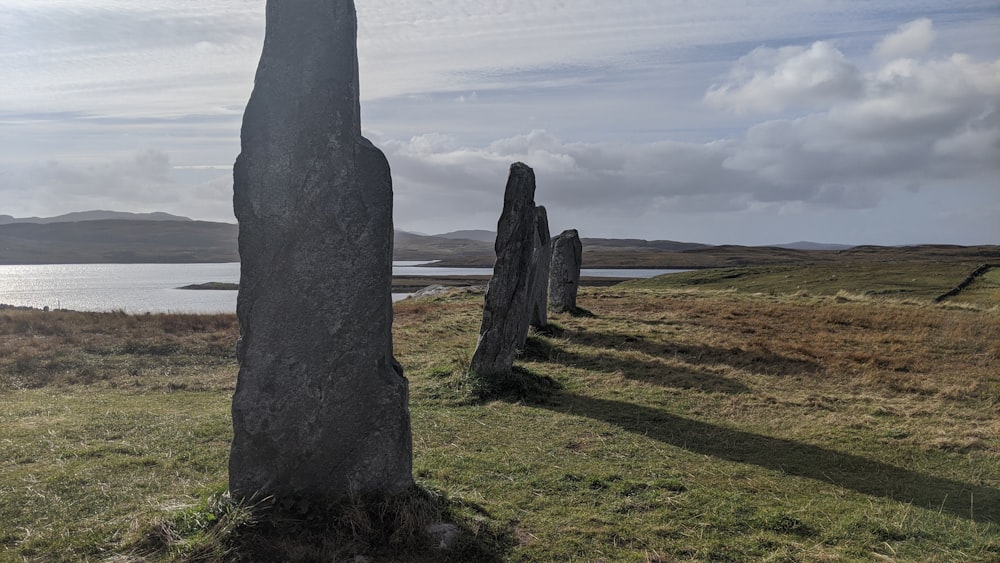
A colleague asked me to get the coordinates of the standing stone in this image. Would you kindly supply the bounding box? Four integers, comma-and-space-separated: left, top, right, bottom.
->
469, 163, 537, 378
229, 0, 412, 504
549, 229, 583, 312
522, 205, 551, 343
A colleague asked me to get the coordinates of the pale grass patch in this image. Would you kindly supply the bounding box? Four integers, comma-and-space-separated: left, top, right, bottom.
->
936, 300, 997, 312
3, 282, 998, 561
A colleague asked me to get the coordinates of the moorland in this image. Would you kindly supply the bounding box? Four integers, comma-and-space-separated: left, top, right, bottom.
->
2, 215, 998, 270
1, 257, 998, 561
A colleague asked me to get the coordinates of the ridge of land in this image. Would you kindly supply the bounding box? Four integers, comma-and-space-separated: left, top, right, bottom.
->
2, 218, 997, 268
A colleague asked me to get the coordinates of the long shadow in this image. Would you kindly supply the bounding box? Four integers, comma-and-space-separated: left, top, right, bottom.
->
540, 392, 999, 523
547, 343, 749, 394
560, 327, 820, 378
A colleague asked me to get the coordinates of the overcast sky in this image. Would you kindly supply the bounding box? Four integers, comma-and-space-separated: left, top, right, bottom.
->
2, 1, 998, 245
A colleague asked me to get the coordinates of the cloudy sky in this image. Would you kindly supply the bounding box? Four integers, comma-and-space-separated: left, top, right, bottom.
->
2, 1, 998, 245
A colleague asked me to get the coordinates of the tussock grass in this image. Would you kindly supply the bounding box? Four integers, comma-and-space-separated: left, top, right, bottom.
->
1, 266, 999, 561
463, 365, 562, 403
129, 486, 506, 562
952, 265, 1000, 307
0, 310, 237, 391
627, 261, 999, 306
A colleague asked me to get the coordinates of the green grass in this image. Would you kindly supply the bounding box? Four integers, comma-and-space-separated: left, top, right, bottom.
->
1, 263, 998, 561
954, 266, 1000, 306
0, 390, 231, 559
625, 261, 998, 304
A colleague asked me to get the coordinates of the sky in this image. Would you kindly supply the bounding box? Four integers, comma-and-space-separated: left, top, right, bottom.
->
1, 1, 998, 246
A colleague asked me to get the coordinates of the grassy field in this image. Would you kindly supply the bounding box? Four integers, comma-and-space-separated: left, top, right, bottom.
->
1, 262, 998, 561
623, 261, 995, 302
433, 244, 1000, 269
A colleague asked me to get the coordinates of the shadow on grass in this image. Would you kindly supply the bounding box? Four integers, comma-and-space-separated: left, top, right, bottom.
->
542, 392, 999, 524
547, 344, 750, 394
561, 327, 821, 378
531, 322, 565, 338
551, 305, 596, 317
465, 365, 562, 403
525, 330, 750, 394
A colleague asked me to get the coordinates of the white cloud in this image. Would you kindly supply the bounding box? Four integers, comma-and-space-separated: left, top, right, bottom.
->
1, 150, 233, 220
705, 41, 864, 114
874, 18, 936, 61
384, 19, 1000, 232
30, 149, 172, 193
2, 3, 998, 244
0, 2, 263, 118
838, 55, 1000, 136
384, 120, 998, 243
695, 21, 1000, 214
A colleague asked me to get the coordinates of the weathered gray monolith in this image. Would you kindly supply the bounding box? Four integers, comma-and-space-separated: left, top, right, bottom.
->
549, 229, 583, 312
469, 163, 537, 378
522, 205, 551, 343
229, 0, 412, 505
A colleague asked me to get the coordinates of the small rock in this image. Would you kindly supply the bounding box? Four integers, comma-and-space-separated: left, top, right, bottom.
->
425, 522, 462, 549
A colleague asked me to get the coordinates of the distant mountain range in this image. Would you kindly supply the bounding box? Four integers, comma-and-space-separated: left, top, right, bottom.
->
1, 211, 995, 267
771, 241, 854, 251
0, 218, 238, 264
434, 230, 852, 252
432, 229, 496, 243
0, 210, 192, 225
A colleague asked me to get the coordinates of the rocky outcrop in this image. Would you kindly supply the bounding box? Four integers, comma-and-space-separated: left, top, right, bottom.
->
468, 163, 537, 378
549, 229, 583, 312
229, 0, 412, 505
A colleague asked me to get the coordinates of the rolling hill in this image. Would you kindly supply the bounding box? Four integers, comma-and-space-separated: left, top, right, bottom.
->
0, 210, 192, 225
0, 212, 996, 267
0, 220, 239, 264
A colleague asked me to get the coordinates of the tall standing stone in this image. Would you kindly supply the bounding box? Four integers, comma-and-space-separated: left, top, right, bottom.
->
522, 205, 551, 343
469, 163, 537, 378
549, 229, 583, 312
229, 0, 412, 504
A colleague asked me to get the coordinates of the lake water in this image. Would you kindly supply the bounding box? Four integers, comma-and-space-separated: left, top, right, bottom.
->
0, 262, 687, 314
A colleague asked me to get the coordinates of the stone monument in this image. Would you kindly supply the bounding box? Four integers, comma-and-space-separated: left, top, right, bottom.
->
468, 163, 537, 378
229, 0, 412, 504
549, 229, 583, 312
523, 205, 551, 342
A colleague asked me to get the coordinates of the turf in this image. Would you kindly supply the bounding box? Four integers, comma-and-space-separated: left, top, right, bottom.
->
623, 261, 1000, 302
1, 263, 998, 561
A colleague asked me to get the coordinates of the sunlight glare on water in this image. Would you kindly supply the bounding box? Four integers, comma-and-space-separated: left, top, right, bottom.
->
0, 263, 686, 313
0, 263, 242, 314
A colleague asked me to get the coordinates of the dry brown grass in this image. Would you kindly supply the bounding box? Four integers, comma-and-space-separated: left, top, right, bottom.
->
553, 287, 1000, 466
2, 281, 997, 560
0, 309, 239, 391
582, 288, 998, 394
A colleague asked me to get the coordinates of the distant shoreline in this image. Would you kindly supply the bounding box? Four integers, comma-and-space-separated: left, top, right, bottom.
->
178, 275, 633, 293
